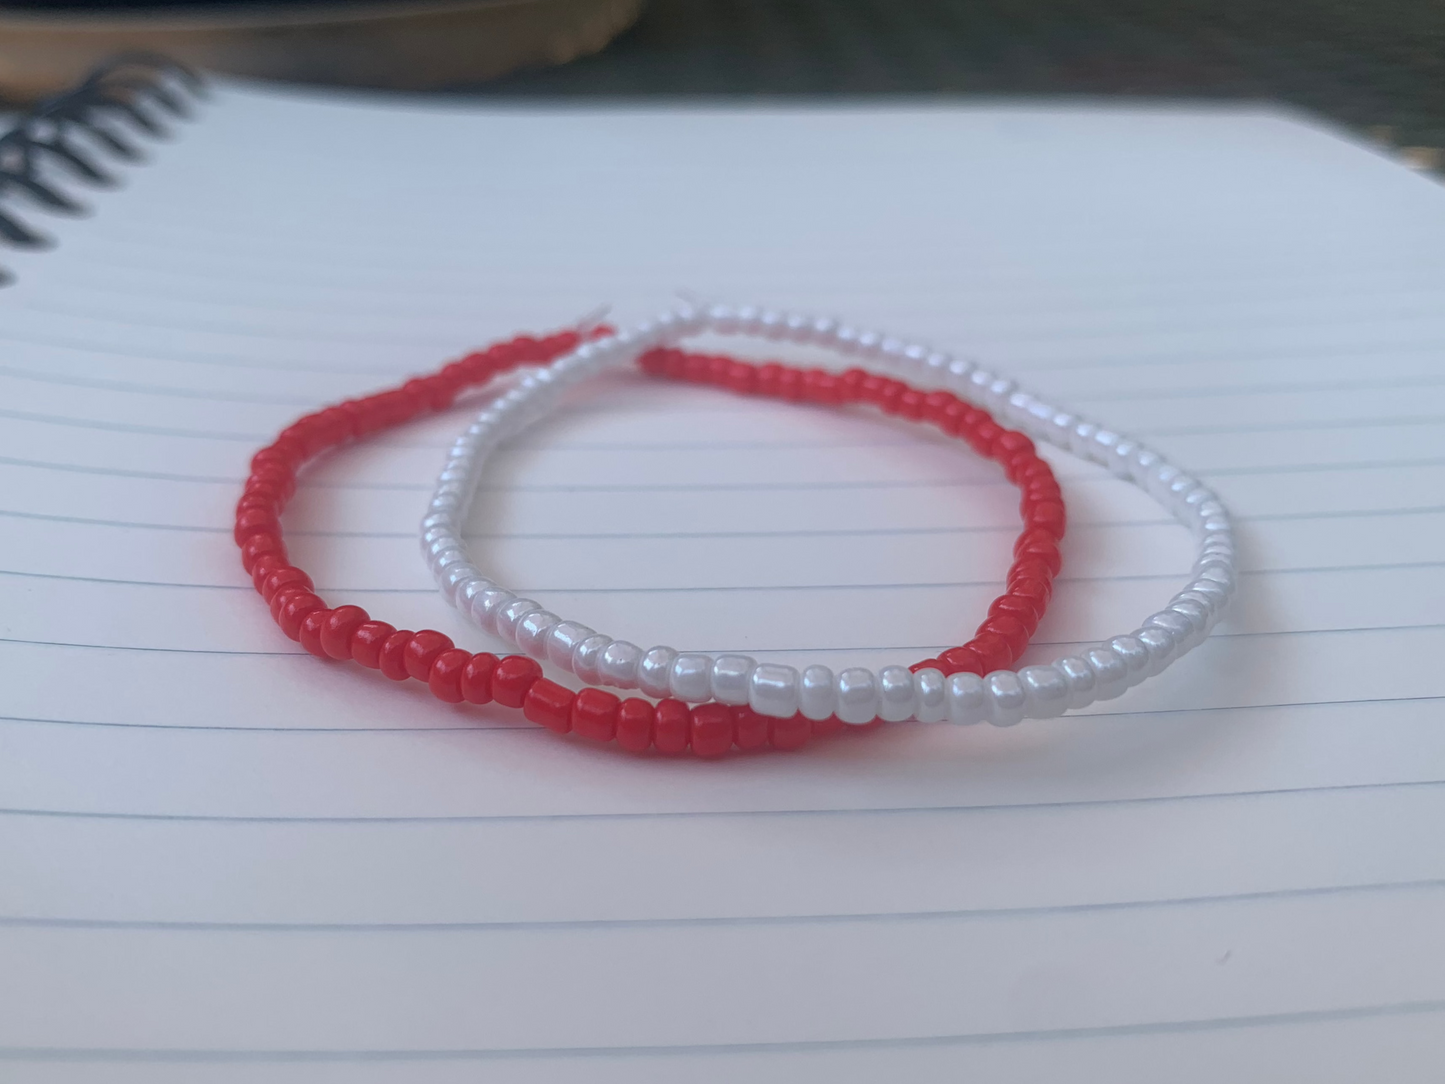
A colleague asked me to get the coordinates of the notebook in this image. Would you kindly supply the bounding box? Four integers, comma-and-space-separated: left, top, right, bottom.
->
2, 63, 1444, 1082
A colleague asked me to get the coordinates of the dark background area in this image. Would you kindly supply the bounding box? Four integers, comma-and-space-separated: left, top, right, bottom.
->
6, 0, 1443, 152
493, 0, 1439, 152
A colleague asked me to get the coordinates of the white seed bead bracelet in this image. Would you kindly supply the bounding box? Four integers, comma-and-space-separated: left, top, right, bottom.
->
421, 305, 1236, 726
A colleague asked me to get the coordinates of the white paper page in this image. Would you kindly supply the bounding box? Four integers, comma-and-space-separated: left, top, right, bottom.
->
1, 79, 1444, 1082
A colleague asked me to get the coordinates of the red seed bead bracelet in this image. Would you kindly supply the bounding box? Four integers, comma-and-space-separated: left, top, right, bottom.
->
238, 330, 1063, 755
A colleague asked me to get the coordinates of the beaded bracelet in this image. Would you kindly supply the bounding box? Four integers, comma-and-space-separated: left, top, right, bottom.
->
424, 305, 1236, 727
424, 347, 1065, 725
238, 326, 1023, 757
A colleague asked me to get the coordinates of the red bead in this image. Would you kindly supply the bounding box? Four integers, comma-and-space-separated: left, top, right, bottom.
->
938, 645, 986, 675
653, 699, 691, 754
320, 605, 369, 660
989, 594, 1041, 634
1009, 577, 1052, 610
968, 633, 1013, 674
802, 369, 841, 405
956, 419, 990, 455
706, 354, 734, 385
249, 446, 295, 473
973, 420, 1003, 453
769, 712, 811, 751
839, 368, 868, 400
896, 389, 924, 420
940, 399, 969, 434
378, 630, 414, 681
268, 584, 308, 623
858, 373, 888, 403
878, 381, 905, 414
978, 614, 1030, 659
725, 361, 756, 394
993, 430, 1035, 458
240, 532, 285, 574
523, 679, 575, 732
1026, 500, 1066, 539
1025, 479, 1062, 503
404, 630, 454, 681
910, 657, 943, 673
260, 566, 312, 604
233, 507, 278, 545
350, 621, 395, 669
1014, 525, 1060, 556
615, 698, 655, 753
492, 655, 543, 709
1016, 539, 1062, 576
689, 702, 734, 757
460, 653, 498, 704
298, 608, 332, 658
775, 366, 803, 401
249, 554, 287, 594
571, 688, 620, 742
756, 363, 785, 397
1004, 451, 1039, 483
683, 352, 711, 383
922, 390, 955, 423
732, 706, 770, 751
277, 591, 325, 641
1009, 557, 1056, 587
428, 648, 472, 704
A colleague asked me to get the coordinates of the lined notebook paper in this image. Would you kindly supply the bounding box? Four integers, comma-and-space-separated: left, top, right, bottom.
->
3, 79, 1445, 1081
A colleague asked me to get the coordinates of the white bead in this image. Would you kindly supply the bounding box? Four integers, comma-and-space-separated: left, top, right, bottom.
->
573, 634, 611, 684
424, 535, 460, 563
467, 588, 514, 635
710, 654, 754, 705
798, 664, 837, 721
985, 671, 1026, 726
913, 667, 947, 722
1018, 665, 1070, 718
495, 598, 540, 643
946, 672, 988, 724
877, 665, 917, 722
1106, 635, 1152, 687
637, 646, 678, 699
1146, 609, 1200, 652
784, 313, 813, 340
598, 640, 643, 687
756, 309, 787, 339
1129, 447, 1162, 484
1054, 656, 1097, 709
1135, 626, 1178, 676
545, 621, 594, 670
945, 358, 975, 391
1084, 647, 1129, 701
835, 667, 879, 725
670, 653, 713, 702
1068, 420, 1099, 458
707, 304, 739, 332
515, 610, 560, 659
457, 578, 493, 612
749, 664, 800, 719
441, 566, 478, 603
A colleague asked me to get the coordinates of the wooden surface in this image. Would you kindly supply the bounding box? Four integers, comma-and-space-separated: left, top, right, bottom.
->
0, 0, 645, 100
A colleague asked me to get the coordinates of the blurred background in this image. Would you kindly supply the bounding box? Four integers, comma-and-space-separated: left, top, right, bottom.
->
0, 0, 1441, 169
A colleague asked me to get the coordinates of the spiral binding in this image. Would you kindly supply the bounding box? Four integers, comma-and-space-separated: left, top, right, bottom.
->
0, 52, 205, 283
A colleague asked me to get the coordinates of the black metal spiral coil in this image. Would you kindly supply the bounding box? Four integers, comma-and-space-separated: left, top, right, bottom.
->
0, 53, 205, 283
